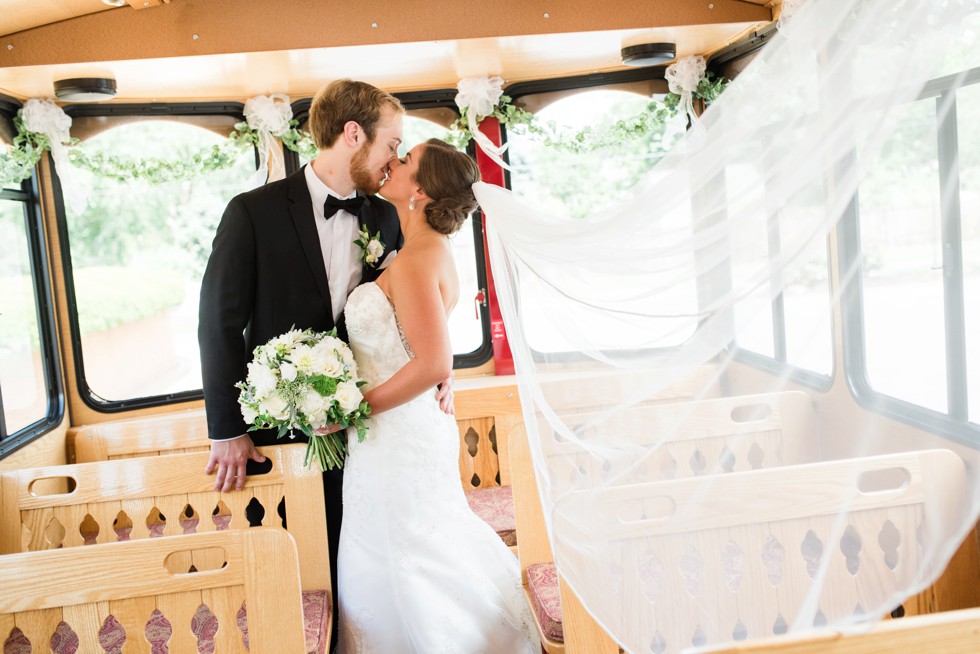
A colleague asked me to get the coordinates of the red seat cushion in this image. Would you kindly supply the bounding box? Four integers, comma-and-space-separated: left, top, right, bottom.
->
526, 562, 563, 643
465, 485, 517, 546
235, 588, 330, 653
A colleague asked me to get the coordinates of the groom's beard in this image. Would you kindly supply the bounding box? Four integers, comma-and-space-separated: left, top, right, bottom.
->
350, 142, 382, 195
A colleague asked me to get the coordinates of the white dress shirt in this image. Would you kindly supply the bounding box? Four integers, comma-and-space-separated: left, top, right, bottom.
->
304, 164, 363, 323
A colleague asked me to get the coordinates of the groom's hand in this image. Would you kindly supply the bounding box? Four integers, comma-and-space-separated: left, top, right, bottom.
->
436, 373, 455, 415
205, 436, 267, 492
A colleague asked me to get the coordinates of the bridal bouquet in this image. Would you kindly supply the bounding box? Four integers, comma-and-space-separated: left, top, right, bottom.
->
236, 327, 370, 471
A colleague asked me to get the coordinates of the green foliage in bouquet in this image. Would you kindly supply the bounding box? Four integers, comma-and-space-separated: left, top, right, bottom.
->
236, 326, 370, 471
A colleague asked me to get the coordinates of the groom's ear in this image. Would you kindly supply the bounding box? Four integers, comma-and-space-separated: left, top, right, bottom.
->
342, 120, 362, 148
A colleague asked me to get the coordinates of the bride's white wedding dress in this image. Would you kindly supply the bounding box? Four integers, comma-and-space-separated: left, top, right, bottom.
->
338, 282, 539, 654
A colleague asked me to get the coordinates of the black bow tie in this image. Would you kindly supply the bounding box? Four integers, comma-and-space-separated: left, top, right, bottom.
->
323, 194, 366, 219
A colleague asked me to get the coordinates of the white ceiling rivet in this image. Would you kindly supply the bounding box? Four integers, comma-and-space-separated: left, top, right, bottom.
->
708, 3, 714, 7
5, 44, 12, 50
543, 12, 550, 18
193, 33, 199, 40
371, 22, 378, 28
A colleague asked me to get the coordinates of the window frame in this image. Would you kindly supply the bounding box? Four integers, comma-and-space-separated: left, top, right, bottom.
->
725, 169, 837, 392
0, 97, 65, 458
839, 65, 980, 446
502, 69, 685, 363
287, 90, 494, 369
53, 102, 248, 413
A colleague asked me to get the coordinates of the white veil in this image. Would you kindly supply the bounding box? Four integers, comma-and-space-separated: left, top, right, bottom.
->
474, 0, 980, 651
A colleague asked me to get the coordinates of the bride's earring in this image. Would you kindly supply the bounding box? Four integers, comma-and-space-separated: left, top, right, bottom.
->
409, 196, 416, 211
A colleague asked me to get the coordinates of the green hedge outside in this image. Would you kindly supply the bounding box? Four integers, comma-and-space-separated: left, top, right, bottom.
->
0, 266, 185, 356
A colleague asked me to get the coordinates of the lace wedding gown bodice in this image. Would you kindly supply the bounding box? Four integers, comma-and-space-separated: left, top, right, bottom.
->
338, 283, 538, 654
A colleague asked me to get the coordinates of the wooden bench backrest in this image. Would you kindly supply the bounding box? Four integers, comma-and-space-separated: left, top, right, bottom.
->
0, 444, 329, 591
552, 449, 966, 654
71, 388, 523, 494
455, 384, 522, 490
543, 391, 817, 494
710, 606, 980, 653
72, 408, 210, 462
0, 529, 305, 653
539, 365, 723, 415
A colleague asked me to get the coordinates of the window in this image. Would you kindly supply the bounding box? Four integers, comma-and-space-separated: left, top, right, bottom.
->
397, 114, 488, 360
58, 111, 256, 408
843, 64, 980, 434
960, 82, 980, 423
506, 83, 697, 355
0, 111, 62, 456
728, 142, 834, 380
293, 103, 491, 367
857, 97, 947, 412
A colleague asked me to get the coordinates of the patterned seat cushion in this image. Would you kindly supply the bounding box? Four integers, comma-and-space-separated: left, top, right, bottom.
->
526, 562, 563, 643
465, 485, 518, 546
236, 588, 331, 653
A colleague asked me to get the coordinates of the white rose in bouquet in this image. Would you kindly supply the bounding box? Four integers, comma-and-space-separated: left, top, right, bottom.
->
247, 360, 277, 397
335, 380, 364, 415
259, 393, 290, 422
236, 326, 370, 470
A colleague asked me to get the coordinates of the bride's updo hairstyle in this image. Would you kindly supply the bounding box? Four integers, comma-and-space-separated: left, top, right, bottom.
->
415, 138, 481, 235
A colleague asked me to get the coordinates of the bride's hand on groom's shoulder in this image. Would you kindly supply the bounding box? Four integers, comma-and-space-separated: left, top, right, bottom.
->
436, 373, 455, 415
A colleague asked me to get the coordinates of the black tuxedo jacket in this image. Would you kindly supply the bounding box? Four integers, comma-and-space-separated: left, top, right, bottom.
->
198, 167, 403, 442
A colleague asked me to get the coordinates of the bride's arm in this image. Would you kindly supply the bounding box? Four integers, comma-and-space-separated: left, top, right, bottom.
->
362, 247, 453, 415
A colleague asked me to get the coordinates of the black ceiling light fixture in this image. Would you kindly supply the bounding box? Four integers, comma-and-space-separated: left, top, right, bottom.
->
54, 77, 118, 103
621, 42, 676, 67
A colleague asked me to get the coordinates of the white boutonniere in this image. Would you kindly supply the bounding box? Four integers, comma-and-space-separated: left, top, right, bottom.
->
354, 225, 385, 267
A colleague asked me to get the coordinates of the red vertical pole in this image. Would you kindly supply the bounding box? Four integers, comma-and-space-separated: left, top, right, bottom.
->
473, 116, 515, 375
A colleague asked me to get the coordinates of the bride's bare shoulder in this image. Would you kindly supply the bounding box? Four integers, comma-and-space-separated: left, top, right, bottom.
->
386, 235, 457, 299
400, 234, 454, 269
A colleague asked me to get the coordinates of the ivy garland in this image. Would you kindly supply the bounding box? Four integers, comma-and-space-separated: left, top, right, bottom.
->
446, 71, 727, 154
0, 72, 726, 187
0, 113, 319, 187
0, 115, 50, 186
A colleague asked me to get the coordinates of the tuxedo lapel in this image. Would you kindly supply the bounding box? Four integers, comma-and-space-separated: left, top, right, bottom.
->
288, 169, 333, 314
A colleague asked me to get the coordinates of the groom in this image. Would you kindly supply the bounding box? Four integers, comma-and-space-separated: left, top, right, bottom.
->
199, 78, 450, 647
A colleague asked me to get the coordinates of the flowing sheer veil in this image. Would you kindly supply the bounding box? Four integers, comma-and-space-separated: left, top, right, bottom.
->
473, 0, 980, 651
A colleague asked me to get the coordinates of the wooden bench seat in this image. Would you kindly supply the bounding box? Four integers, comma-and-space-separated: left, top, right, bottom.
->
0, 444, 332, 652
464, 484, 517, 546
511, 391, 815, 652
510, 389, 971, 653
552, 448, 966, 652
526, 562, 565, 643
0, 529, 306, 653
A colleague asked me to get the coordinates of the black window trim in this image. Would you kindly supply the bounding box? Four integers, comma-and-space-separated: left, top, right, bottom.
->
0, 102, 65, 458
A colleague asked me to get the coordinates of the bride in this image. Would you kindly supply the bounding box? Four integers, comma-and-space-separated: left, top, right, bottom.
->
336, 138, 539, 653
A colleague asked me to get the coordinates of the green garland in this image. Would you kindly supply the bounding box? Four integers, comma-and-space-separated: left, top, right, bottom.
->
1, 72, 726, 186
0, 112, 319, 187
446, 71, 727, 154
279, 121, 318, 161
0, 115, 49, 185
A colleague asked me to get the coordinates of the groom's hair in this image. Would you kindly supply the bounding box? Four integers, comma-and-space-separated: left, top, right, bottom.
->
308, 79, 404, 150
